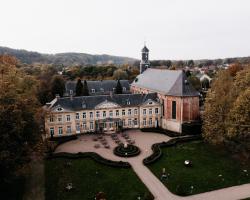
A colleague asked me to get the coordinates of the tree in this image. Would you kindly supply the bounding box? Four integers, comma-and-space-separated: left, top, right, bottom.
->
50, 75, 65, 97
227, 88, 250, 158
75, 78, 83, 96
82, 80, 89, 96
0, 55, 40, 196
203, 70, 234, 144
112, 69, 128, 80
203, 66, 250, 158
201, 78, 210, 90
228, 63, 243, 77
115, 80, 123, 94
188, 75, 201, 91
165, 60, 172, 68
187, 60, 194, 67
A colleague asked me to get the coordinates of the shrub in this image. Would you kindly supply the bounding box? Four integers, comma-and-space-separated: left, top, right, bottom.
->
47, 152, 131, 168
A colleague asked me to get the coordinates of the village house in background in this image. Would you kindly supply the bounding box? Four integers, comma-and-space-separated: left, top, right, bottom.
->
44, 45, 200, 137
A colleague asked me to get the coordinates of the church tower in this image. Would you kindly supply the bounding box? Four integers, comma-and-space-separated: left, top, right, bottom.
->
140, 45, 150, 74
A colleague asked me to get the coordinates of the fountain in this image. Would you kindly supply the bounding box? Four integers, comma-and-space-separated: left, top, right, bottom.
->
113, 142, 140, 157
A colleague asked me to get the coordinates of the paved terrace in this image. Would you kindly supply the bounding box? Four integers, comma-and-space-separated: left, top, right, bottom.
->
55, 130, 250, 200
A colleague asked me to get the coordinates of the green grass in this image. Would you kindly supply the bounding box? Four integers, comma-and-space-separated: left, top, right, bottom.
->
147, 140, 250, 196
45, 158, 153, 200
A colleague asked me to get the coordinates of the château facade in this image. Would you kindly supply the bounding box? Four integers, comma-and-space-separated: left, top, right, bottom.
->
44, 93, 161, 138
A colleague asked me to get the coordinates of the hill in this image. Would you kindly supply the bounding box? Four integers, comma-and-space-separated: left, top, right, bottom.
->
0, 46, 137, 66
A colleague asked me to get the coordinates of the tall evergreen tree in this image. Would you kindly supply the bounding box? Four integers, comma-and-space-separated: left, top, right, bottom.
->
50, 75, 65, 97
75, 78, 83, 96
82, 80, 89, 96
115, 79, 123, 94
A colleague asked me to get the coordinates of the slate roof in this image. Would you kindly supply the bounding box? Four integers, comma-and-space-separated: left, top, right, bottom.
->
132, 68, 199, 97
64, 80, 130, 96
47, 93, 159, 111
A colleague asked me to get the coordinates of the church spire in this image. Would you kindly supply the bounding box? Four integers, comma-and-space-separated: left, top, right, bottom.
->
140, 44, 150, 74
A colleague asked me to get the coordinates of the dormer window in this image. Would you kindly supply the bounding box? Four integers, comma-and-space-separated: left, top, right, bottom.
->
57, 107, 63, 111
126, 99, 130, 105
69, 90, 73, 95
82, 101, 86, 108
100, 88, 104, 92
91, 89, 95, 93
123, 87, 126, 91
113, 88, 116, 92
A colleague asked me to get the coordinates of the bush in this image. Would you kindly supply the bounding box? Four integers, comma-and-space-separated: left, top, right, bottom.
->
47, 152, 131, 168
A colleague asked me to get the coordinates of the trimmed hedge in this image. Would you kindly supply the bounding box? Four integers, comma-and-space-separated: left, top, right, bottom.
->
113, 145, 141, 157
47, 152, 131, 168
140, 128, 181, 137
143, 135, 202, 165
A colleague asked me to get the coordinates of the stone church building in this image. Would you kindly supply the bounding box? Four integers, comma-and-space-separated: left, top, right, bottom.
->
131, 46, 200, 133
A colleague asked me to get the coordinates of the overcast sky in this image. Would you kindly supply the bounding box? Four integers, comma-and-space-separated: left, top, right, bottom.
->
1, 0, 250, 60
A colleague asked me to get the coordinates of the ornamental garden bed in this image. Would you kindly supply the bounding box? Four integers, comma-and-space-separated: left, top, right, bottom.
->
45, 156, 153, 200
146, 140, 250, 196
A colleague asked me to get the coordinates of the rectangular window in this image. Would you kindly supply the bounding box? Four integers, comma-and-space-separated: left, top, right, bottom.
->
116, 110, 119, 116
58, 127, 63, 135
162, 99, 165, 116
109, 110, 113, 117
90, 122, 94, 130
83, 123, 87, 130
103, 122, 106, 129
76, 123, 80, 131
96, 111, 100, 118
66, 115, 71, 121
49, 127, 54, 136
67, 126, 71, 133
134, 118, 138, 126
103, 111, 106, 117
172, 101, 176, 119
89, 112, 93, 119
122, 110, 125, 116
143, 109, 147, 115
76, 113, 79, 120
109, 122, 113, 128
134, 109, 138, 115
143, 118, 147, 126
49, 115, 54, 122
128, 109, 132, 116
122, 119, 126, 126
149, 118, 152, 126
149, 108, 152, 115
155, 108, 159, 114
82, 112, 86, 119
58, 115, 62, 122
128, 119, 132, 126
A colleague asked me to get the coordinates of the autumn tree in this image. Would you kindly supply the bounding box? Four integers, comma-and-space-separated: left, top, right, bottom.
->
112, 69, 128, 80
188, 75, 201, 91
75, 78, 83, 96
0, 55, 40, 196
203, 66, 250, 158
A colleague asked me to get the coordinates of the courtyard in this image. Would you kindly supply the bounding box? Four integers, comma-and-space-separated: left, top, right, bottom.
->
49, 130, 250, 200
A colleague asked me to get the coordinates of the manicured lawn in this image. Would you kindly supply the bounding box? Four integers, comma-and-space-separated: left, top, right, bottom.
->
147, 140, 250, 196
45, 157, 153, 200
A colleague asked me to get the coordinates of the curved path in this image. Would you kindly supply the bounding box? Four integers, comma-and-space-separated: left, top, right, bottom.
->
56, 130, 250, 200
